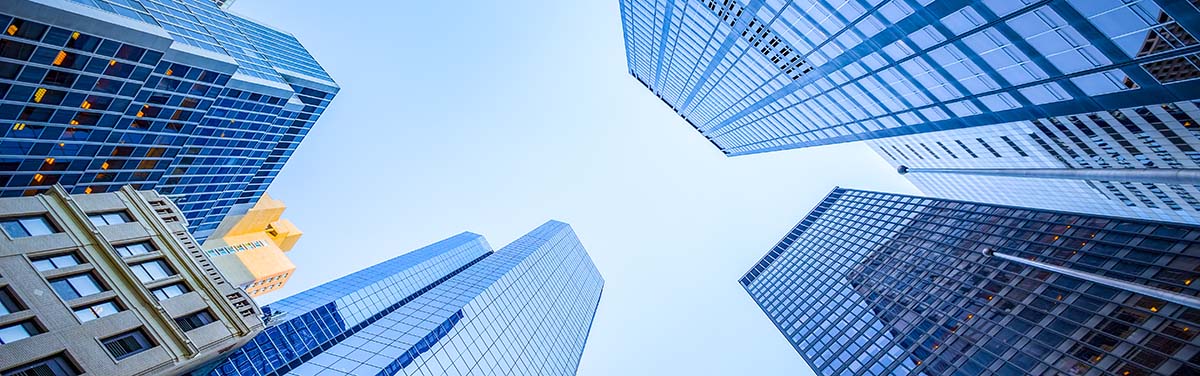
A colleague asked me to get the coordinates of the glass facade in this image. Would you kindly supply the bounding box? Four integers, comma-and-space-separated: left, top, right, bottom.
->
742, 188, 1200, 375
202, 220, 604, 376
866, 101, 1200, 226
0, 1, 338, 241
620, 0, 1200, 156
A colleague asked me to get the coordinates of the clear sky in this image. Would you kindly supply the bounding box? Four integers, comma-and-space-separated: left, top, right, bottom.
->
230, 0, 920, 375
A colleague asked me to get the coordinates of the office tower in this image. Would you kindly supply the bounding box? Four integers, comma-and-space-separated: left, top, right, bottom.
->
0, 1, 338, 242
0, 185, 264, 376
867, 108, 1200, 226
199, 220, 604, 376
201, 193, 300, 297
741, 188, 1200, 376
620, 0, 1200, 156
215, 0, 238, 9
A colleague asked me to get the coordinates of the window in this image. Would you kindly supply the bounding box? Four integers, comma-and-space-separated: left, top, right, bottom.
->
130, 260, 173, 283
0, 320, 42, 344
87, 211, 131, 226
31, 253, 82, 271
976, 138, 1003, 157
113, 242, 154, 258
73, 300, 121, 322
101, 330, 152, 360
0, 216, 56, 238
151, 283, 188, 300
0, 288, 23, 315
48, 273, 103, 301
175, 310, 214, 331
1000, 136, 1029, 157
1, 353, 79, 376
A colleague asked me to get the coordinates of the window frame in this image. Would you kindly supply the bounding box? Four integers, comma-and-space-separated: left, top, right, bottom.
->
113, 241, 155, 258
72, 300, 122, 323
129, 259, 175, 283
0, 287, 24, 316
47, 273, 104, 301
150, 283, 189, 301
86, 211, 132, 227
0, 320, 43, 345
100, 329, 153, 361
0, 353, 79, 376
0, 215, 58, 239
174, 310, 215, 331
30, 253, 83, 272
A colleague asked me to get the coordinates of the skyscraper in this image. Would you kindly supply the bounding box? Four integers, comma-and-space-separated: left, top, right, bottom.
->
0, 0, 338, 241
866, 105, 1200, 226
0, 185, 264, 376
620, 0, 1200, 156
202, 193, 301, 297
200, 220, 604, 376
741, 188, 1200, 375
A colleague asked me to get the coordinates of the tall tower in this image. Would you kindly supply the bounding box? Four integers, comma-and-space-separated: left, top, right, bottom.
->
867, 116, 1200, 225
202, 220, 604, 376
0, 1, 338, 241
742, 188, 1200, 375
0, 185, 264, 376
619, 0, 1200, 157
201, 193, 301, 297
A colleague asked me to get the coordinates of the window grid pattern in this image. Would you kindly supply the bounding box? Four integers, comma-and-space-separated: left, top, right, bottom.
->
621, 0, 1200, 156
0, 9, 337, 243
742, 188, 1200, 375
205, 222, 603, 376
205, 233, 493, 376
866, 101, 1200, 225
228, 15, 334, 83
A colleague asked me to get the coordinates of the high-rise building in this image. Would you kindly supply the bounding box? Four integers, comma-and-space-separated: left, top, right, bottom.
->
0, 0, 338, 242
198, 220, 604, 376
620, 0, 1200, 156
866, 107, 1200, 226
0, 185, 264, 376
741, 188, 1200, 376
201, 193, 300, 297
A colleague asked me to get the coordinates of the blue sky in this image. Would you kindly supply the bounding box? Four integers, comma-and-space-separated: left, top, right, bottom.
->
232, 0, 920, 374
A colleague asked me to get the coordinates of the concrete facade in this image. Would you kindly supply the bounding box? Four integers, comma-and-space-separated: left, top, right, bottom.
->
199, 193, 300, 297
0, 185, 263, 376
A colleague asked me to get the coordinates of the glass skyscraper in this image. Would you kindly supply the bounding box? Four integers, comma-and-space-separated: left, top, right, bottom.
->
741, 188, 1200, 375
620, 0, 1200, 156
867, 116, 1200, 226
200, 220, 604, 376
0, 0, 337, 241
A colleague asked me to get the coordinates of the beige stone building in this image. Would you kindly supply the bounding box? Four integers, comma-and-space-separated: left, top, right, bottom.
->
0, 185, 264, 376
200, 194, 301, 297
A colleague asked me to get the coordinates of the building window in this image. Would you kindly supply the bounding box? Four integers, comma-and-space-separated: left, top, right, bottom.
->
73, 300, 121, 322
151, 283, 188, 300
175, 310, 214, 331
87, 211, 132, 226
0, 216, 57, 238
1000, 136, 1030, 157
976, 138, 1003, 157
113, 242, 155, 258
129, 260, 174, 283
0, 320, 42, 344
955, 139, 979, 158
0, 353, 79, 376
31, 253, 82, 272
48, 273, 104, 301
0, 288, 23, 316
101, 330, 152, 360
